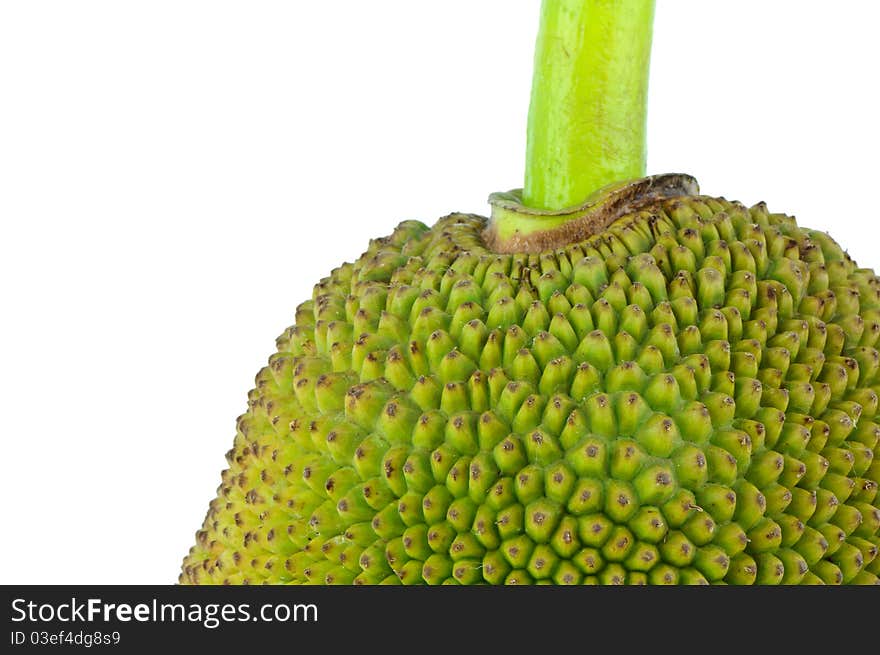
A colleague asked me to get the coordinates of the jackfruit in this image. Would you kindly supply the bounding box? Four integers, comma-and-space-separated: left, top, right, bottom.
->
180, 174, 880, 585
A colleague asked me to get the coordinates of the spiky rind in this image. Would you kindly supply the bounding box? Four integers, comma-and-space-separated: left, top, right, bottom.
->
181, 191, 880, 585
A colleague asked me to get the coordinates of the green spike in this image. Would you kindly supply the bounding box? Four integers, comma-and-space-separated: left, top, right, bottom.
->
777, 454, 807, 489
598, 564, 627, 585
696, 267, 726, 308
426, 521, 457, 554
522, 301, 551, 336
849, 571, 879, 585
369, 503, 406, 540
731, 377, 762, 419
853, 503, 880, 538
789, 489, 820, 527
731, 351, 759, 378
476, 411, 509, 451
537, 356, 574, 397
609, 438, 647, 481
471, 505, 500, 551
677, 325, 703, 356
446, 497, 478, 533
485, 368, 510, 408
757, 408, 786, 450
717, 427, 756, 473
628, 506, 668, 544
850, 477, 878, 504
495, 381, 533, 423
556, 410, 588, 453
633, 413, 679, 458
421, 485, 454, 526
731, 479, 766, 530
659, 531, 696, 568
565, 437, 609, 477
848, 444, 875, 478
467, 453, 499, 503
605, 361, 648, 394
813, 559, 844, 585
510, 348, 542, 387
548, 516, 581, 560
495, 503, 525, 540
493, 436, 527, 476
680, 511, 716, 547
572, 257, 608, 295
762, 482, 793, 516
583, 393, 617, 438
848, 536, 879, 569
575, 329, 615, 372
775, 422, 811, 458
724, 552, 757, 585
410, 375, 442, 412
567, 303, 595, 341
644, 323, 680, 365
445, 456, 472, 498
542, 290, 587, 314
549, 310, 580, 352
636, 344, 667, 376
437, 349, 477, 385
745, 450, 785, 488
527, 544, 560, 580
486, 296, 522, 330
669, 246, 697, 278
552, 561, 583, 585
514, 465, 545, 505
475, 550, 509, 585
577, 514, 614, 549
643, 374, 682, 413
745, 517, 783, 554
773, 548, 808, 584
702, 391, 736, 426
544, 461, 577, 504
633, 465, 676, 505
619, 304, 649, 341
794, 525, 830, 566
501, 535, 536, 569
420, 553, 453, 585
648, 563, 679, 585
710, 371, 736, 398
665, 364, 697, 403
402, 524, 433, 560
660, 489, 699, 529
713, 522, 749, 557
477, 331, 503, 371
693, 545, 730, 582
819, 472, 856, 504
523, 498, 563, 543
695, 483, 737, 523
566, 478, 605, 516
600, 479, 637, 522
569, 362, 602, 402
600, 526, 635, 563
650, 302, 678, 332
673, 401, 713, 444
570, 546, 603, 578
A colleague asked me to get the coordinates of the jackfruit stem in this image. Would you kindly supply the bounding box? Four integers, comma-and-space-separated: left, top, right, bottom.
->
523, 0, 655, 212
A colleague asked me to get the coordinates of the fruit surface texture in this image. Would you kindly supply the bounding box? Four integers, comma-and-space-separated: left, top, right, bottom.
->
181, 185, 880, 585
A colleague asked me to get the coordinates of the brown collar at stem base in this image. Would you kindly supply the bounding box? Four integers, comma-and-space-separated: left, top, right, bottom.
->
484, 174, 700, 254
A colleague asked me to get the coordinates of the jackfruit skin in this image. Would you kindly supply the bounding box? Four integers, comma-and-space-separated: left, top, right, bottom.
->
181, 194, 880, 585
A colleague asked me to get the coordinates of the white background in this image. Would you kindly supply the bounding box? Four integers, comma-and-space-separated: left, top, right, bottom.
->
1, 1, 878, 584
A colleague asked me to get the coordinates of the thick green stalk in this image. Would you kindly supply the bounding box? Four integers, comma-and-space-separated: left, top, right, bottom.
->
523, 0, 655, 211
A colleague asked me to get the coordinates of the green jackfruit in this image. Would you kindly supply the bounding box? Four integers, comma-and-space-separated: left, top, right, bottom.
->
180, 175, 880, 585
